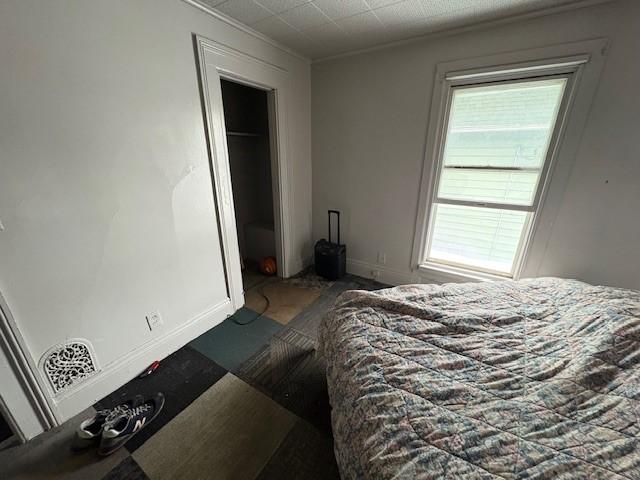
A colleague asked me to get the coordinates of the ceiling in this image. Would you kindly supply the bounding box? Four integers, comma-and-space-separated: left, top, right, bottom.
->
195, 0, 593, 60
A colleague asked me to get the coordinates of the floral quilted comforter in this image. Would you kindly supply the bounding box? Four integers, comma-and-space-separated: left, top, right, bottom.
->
318, 278, 640, 479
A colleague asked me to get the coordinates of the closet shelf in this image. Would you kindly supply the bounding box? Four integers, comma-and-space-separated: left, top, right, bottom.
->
226, 131, 265, 137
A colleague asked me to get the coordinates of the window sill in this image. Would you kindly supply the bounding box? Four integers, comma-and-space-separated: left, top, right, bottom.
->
417, 262, 512, 283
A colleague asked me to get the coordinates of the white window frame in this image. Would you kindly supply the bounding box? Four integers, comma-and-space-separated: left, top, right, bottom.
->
412, 40, 609, 282
426, 72, 575, 278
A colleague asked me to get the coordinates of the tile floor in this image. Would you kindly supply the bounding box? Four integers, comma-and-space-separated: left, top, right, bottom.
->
0, 269, 388, 480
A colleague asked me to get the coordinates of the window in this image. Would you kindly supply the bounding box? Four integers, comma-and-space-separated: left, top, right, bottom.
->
423, 72, 573, 277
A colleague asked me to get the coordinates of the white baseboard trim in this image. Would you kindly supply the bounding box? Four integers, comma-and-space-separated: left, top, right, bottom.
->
346, 258, 484, 286
53, 299, 234, 422
346, 258, 417, 286
287, 256, 312, 278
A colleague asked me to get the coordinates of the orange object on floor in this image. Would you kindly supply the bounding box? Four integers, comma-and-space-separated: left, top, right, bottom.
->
259, 257, 277, 276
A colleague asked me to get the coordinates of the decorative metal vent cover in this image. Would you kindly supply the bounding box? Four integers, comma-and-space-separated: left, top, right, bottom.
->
41, 340, 98, 393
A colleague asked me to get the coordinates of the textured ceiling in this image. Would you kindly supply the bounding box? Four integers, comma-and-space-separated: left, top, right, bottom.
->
195, 0, 591, 59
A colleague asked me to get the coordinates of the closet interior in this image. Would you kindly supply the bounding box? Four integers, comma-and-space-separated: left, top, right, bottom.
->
220, 79, 277, 280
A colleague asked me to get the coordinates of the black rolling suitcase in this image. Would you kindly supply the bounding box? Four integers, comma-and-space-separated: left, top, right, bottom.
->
315, 210, 346, 280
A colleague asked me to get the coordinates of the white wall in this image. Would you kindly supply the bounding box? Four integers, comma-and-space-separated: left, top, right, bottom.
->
312, 0, 640, 290
0, 0, 310, 427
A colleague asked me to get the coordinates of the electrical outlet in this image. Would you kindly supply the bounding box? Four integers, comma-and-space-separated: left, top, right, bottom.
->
377, 252, 387, 265
146, 311, 163, 331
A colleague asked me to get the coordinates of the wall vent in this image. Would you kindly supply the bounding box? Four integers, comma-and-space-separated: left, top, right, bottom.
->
40, 340, 98, 394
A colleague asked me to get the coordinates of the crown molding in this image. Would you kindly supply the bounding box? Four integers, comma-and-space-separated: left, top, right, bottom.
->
182, 0, 310, 64
312, 0, 618, 64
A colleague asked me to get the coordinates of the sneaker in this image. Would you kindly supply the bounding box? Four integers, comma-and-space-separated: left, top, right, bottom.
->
71, 395, 143, 452
98, 392, 165, 456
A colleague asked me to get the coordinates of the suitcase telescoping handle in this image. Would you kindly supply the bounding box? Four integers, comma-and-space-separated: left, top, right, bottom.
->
328, 210, 340, 245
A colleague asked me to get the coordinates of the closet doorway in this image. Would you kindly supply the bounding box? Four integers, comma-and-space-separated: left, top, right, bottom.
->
220, 79, 280, 289
195, 35, 294, 308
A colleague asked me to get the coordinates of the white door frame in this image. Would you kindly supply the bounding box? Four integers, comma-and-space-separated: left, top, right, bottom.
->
0, 292, 56, 441
195, 35, 293, 283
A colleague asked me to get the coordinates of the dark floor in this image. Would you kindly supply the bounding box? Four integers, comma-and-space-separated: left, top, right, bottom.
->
0, 413, 13, 444
1, 269, 387, 480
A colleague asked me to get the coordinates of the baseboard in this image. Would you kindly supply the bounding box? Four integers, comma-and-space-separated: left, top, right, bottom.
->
346, 258, 481, 286
53, 299, 234, 422
346, 259, 418, 286
287, 255, 313, 277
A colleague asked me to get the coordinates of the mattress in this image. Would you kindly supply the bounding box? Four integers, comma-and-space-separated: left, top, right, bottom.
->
318, 278, 640, 479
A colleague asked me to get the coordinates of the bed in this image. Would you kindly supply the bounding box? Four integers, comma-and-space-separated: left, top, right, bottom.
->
318, 278, 640, 479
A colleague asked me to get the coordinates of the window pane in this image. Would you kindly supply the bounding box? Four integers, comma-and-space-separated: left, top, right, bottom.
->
438, 168, 538, 205
443, 78, 566, 169
427, 204, 529, 274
